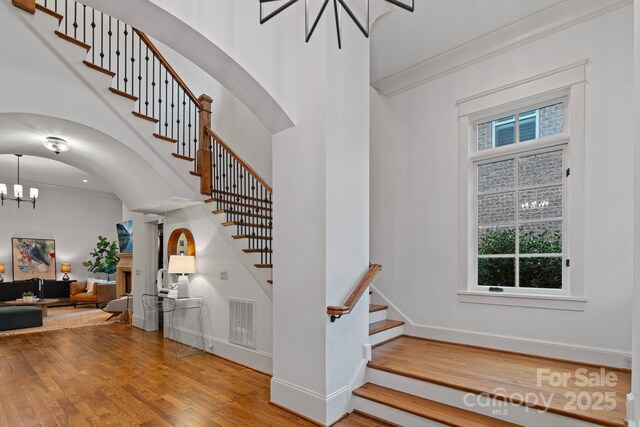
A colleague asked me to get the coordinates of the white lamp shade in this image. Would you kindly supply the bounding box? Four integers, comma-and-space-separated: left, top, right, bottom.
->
0, 184, 6, 195
14, 184, 22, 198
168, 255, 195, 274
30, 188, 39, 199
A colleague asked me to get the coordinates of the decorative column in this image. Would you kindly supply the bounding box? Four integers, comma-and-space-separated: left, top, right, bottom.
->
197, 94, 213, 195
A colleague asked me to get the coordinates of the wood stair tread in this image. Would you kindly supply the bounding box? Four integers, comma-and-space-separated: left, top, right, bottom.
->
213, 210, 272, 220
208, 198, 273, 211
132, 111, 159, 123
154, 133, 177, 143
171, 153, 195, 162
368, 336, 630, 427
267, 280, 273, 285
83, 60, 115, 77
108, 87, 138, 101
369, 304, 388, 313
35, 4, 63, 22
55, 30, 90, 51
369, 320, 404, 336
243, 249, 273, 254
232, 235, 273, 241
222, 221, 272, 229
206, 190, 272, 204
353, 383, 520, 427
254, 264, 273, 269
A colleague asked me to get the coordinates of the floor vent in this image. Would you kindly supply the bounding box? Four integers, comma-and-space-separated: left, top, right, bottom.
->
229, 298, 256, 349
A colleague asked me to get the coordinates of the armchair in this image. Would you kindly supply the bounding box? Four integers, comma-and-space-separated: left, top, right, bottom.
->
70, 281, 116, 307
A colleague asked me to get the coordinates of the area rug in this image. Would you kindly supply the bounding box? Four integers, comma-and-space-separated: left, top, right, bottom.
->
0, 306, 118, 337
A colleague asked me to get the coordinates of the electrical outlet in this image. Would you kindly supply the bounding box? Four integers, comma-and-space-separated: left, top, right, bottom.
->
208, 338, 214, 350
625, 357, 632, 369
220, 271, 229, 281
363, 343, 372, 361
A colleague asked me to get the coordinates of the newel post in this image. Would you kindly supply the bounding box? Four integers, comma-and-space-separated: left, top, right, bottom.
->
197, 94, 213, 196
12, 0, 36, 14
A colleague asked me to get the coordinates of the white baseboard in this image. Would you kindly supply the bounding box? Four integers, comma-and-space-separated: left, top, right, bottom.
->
271, 378, 350, 426
166, 324, 273, 374
371, 286, 631, 369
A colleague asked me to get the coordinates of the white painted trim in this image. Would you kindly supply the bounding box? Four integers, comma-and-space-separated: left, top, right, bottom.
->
369, 325, 403, 346
458, 291, 586, 311
353, 396, 445, 426
166, 324, 273, 374
270, 377, 350, 426
372, 0, 630, 97
371, 285, 631, 369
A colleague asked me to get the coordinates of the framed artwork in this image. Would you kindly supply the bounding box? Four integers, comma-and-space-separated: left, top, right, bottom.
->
116, 220, 133, 254
12, 238, 56, 281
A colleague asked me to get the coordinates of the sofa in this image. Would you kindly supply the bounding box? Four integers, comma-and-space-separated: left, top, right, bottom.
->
70, 280, 116, 307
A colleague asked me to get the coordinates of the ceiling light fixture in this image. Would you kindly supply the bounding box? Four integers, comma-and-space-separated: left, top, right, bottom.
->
0, 154, 39, 209
44, 136, 70, 155
259, 0, 414, 49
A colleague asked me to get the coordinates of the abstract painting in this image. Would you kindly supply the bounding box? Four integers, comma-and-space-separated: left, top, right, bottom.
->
12, 238, 56, 281
116, 220, 133, 254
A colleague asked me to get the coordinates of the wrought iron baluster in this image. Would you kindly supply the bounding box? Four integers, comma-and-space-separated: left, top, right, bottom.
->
164, 68, 169, 136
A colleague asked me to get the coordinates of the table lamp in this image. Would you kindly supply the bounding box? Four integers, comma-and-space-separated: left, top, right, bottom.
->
61, 263, 71, 281
0, 263, 4, 283
168, 255, 195, 298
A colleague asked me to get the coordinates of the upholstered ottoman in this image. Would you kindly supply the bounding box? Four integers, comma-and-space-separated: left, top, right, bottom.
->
0, 306, 43, 331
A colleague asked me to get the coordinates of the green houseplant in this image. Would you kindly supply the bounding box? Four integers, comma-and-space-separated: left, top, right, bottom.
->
83, 236, 121, 281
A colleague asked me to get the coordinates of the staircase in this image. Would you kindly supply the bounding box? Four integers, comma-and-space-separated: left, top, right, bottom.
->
355, 303, 629, 427
11, 0, 273, 287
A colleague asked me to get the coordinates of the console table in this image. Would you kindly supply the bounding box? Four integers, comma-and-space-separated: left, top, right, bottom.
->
0, 281, 74, 302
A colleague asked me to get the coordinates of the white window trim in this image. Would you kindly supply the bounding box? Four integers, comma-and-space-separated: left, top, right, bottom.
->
457, 61, 587, 311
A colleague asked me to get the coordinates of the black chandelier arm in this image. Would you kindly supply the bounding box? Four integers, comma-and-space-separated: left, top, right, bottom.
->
306, 0, 331, 43
259, 0, 299, 24
384, 0, 414, 12
336, 0, 370, 38
0, 193, 37, 209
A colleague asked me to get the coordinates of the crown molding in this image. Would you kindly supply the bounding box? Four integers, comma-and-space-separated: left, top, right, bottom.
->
372, 0, 631, 97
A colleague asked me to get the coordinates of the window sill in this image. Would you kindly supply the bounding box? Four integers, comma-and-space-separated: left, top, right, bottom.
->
458, 291, 587, 311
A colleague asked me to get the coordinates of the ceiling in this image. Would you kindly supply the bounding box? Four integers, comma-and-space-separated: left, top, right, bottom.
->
0, 154, 113, 193
370, 0, 567, 83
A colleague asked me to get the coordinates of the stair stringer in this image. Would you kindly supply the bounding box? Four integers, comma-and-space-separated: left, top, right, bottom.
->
201, 204, 273, 299
11, 2, 205, 205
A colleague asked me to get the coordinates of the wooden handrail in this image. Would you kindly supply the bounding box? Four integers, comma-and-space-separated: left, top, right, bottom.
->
327, 263, 382, 322
205, 127, 273, 194
133, 29, 201, 109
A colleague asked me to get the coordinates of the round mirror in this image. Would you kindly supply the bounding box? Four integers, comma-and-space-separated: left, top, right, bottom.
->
168, 228, 195, 257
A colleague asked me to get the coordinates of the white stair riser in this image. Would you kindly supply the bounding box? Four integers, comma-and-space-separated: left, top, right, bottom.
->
367, 369, 596, 427
353, 396, 446, 427
369, 325, 403, 346
369, 309, 387, 324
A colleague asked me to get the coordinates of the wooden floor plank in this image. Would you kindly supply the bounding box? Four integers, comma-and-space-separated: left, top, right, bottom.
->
370, 336, 630, 427
0, 324, 387, 427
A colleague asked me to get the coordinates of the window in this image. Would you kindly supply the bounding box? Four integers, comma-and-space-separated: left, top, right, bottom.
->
472, 101, 567, 292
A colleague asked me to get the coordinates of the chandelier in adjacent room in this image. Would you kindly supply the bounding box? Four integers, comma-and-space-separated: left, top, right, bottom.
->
259, 0, 414, 48
0, 154, 39, 209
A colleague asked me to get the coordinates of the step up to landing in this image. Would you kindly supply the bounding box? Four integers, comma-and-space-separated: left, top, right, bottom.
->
353, 383, 519, 427
365, 336, 630, 427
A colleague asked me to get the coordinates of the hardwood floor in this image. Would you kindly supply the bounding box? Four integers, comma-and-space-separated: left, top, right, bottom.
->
0, 324, 390, 426
369, 336, 631, 427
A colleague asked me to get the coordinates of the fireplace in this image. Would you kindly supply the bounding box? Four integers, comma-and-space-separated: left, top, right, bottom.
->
116, 253, 132, 297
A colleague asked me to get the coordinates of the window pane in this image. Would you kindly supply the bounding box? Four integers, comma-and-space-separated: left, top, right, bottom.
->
539, 103, 564, 138
519, 150, 563, 188
478, 192, 515, 224
519, 111, 537, 142
519, 221, 562, 254
478, 258, 515, 287
495, 119, 515, 148
479, 226, 515, 255
477, 121, 493, 151
519, 257, 563, 289
478, 159, 515, 193
519, 186, 562, 221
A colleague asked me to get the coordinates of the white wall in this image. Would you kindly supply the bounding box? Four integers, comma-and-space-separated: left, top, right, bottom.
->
0, 182, 121, 282
163, 205, 273, 372
370, 6, 634, 359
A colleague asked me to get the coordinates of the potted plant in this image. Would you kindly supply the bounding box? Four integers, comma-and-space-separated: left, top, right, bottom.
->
22, 291, 34, 303
83, 236, 121, 281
